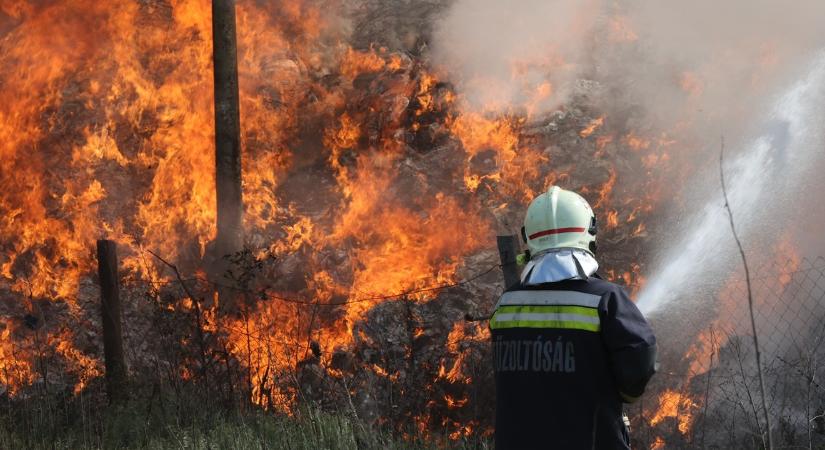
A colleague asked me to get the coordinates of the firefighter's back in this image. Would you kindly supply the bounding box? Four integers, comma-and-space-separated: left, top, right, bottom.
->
491, 277, 636, 450
491, 186, 656, 449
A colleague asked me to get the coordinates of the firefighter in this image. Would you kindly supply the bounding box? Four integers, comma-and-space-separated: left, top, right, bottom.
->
491, 186, 657, 449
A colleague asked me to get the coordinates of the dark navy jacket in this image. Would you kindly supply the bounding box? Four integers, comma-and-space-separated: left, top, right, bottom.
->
490, 276, 656, 450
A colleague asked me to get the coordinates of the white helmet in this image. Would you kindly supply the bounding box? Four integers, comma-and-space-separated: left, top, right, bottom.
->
521, 186, 598, 256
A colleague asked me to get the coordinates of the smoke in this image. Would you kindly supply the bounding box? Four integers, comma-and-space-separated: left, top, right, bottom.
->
431, 0, 825, 127
431, 0, 825, 311
429, 0, 599, 113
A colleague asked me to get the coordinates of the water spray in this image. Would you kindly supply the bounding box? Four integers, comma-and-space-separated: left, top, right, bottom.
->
637, 51, 825, 317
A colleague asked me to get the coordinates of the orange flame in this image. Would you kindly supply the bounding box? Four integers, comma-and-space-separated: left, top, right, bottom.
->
649, 389, 696, 434
579, 116, 605, 138
0, 2, 687, 439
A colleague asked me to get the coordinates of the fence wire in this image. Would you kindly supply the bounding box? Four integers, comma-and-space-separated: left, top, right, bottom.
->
632, 256, 825, 449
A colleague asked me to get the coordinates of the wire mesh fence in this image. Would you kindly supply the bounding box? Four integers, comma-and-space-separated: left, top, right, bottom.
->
5, 252, 825, 448
632, 256, 825, 449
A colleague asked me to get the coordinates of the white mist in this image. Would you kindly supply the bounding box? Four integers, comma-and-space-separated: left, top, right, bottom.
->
637, 52, 825, 316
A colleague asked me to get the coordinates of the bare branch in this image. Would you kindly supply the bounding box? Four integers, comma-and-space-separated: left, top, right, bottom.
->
720, 136, 773, 449
147, 249, 210, 386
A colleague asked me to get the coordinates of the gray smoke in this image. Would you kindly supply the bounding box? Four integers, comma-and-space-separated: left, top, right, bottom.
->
430, 0, 597, 113
430, 0, 825, 309
431, 0, 825, 126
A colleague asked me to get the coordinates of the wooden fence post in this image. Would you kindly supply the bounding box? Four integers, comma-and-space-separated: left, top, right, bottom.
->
97, 239, 127, 404
497, 235, 521, 290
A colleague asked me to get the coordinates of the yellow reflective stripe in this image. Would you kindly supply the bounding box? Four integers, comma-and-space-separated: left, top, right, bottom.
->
496, 305, 598, 317
490, 304, 601, 331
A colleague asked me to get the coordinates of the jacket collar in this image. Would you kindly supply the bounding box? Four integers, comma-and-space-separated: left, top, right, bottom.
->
520, 249, 599, 285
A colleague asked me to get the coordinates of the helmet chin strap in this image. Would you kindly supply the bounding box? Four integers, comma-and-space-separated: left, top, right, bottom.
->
588, 215, 598, 236
588, 215, 598, 256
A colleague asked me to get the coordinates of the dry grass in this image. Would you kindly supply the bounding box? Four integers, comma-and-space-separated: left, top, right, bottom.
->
0, 388, 489, 450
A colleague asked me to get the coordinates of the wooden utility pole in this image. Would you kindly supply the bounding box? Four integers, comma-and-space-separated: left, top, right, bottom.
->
97, 240, 127, 404
212, 0, 243, 259
497, 235, 521, 290
463, 236, 522, 323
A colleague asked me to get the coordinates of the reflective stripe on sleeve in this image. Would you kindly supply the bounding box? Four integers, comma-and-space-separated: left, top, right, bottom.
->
490, 305, 601, 331
496, 290, 602, 308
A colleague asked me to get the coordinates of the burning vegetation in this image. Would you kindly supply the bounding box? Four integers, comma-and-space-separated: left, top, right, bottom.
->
2, 0, 824, 448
